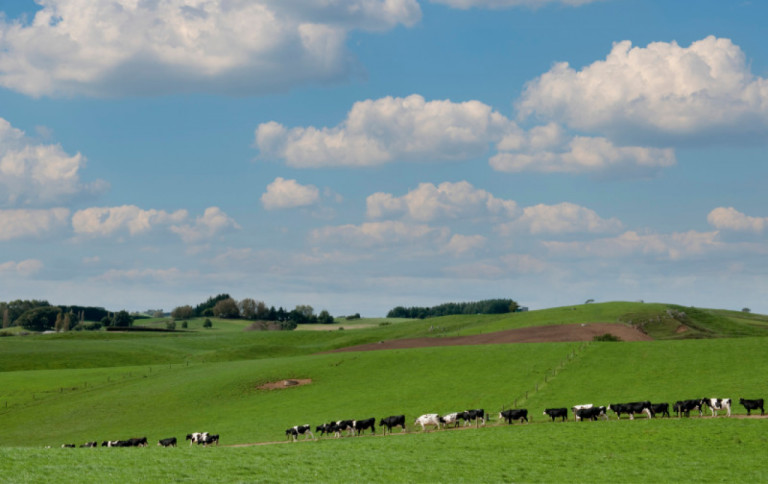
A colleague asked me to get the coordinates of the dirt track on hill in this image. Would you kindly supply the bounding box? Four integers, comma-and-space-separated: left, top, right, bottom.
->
325, 323, 651, 353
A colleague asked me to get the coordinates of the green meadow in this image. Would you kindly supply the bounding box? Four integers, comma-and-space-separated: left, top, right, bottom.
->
1, 302, 767, 482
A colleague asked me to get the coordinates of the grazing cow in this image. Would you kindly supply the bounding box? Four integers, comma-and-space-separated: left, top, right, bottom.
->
353, 418, 376, 436
650, 403, 670, 418
572, 404, 593, 421
333, 420, 355, 438
186, 433, 208, 446
499, 409, 528, 424
414, 414, 445, 431
739, 398, 765, 416
702, 398, 732, 417
607, 402, 652, 420
543, 408, 568, 422
576, 406, 607, 421
127, 437, 148, 447
673, 399, 704, 417
201, 434, 219, 446
158, 437, 177, 447
61, 444, 76, 448
316, 422, 335, 436
379, 415, 406, 434
286, 425, 314, 442
442, 412, 462, 428
462, 409, 486, 427
80, 441, 98, 448
101, 440, 131, 447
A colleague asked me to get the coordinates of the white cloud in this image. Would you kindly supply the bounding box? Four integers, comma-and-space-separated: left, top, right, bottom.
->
169, 207, 240, 243
0, 118, 105, 206
72, 205, 188, 237
499, 202, 622, 235
543, 230, 722, 260
367, 181, 517, 221
0, 208, 70, 240
441, 234, 486, 255
0, 259, 43, 276
431, 0, 600, 8
517, 36, 768, 142
95, 267, 186, 283
310, 220, 448, 247
0, 0, 421, 97
256, 94, 513, 167
261, 177, 320, 210
708, 207, 767, 233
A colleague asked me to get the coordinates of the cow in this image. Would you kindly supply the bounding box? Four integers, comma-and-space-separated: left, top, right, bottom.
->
61, 444, 76, 448
353, 418, 376, 436
607, 402, 652, 420
572, 404, 593, 421
650, 403, 670, 418
702, 398, 732, 417
441, 412, 462, 428
673, 399, 704, 417
316, 422, 335, 436
158, 437, 177, 447
201, 434, 219, 446
127, 437, 148, 447
461, 409, 486, 427
414, 414, 444, 431
80, 441, 98, 448
575, 406, 607, 421
379, 415, 406, 434
543, 408, 568, 422
286, 425, 314, 442
333, 420, 355, 438
739, 398, 764, 416
101, 440, 131, 447
499, 409, 528, 424
186, 433, 208, 446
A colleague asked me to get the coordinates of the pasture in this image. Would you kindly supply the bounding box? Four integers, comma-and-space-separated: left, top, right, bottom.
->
1, 302, 768, 482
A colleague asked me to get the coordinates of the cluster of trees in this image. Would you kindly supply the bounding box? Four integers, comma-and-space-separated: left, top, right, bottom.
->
0, 299, 131, 332
171, 294, 334, 330
386, 299, 519, 319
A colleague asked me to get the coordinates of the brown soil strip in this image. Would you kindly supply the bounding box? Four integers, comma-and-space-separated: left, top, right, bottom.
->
256, 378, 312, 390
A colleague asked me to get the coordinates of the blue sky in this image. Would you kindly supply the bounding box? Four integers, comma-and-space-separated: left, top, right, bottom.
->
0, 0, 767, 316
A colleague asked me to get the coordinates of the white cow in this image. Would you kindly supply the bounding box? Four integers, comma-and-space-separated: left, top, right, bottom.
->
703, 398, 732, 417
441, 412, 461, 428
414, 414, 444, 432
571, 404, 593, 421
186, 432, 208, 446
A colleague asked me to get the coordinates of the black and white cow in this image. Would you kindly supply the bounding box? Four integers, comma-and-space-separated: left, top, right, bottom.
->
607, 402, 652, 419
414, 414, 444, 431
353, 418, 376, 436
333, 420, 356, 438
186, 433, 208, 446
379, 415, 407, 434
201, 434, 219, 446
575, 406, 607, 421
441, 412, 462, 428
286, 425, 314, 442
572, 404, 593, 421
739, 398, 765, 416
158, 437, 177, 447
543, 408, 568, 422
499, 409, 528, 424
461, 409, 486, 427
61, 444, 76, 448
702, 398, 732, 417
102, 440, 132, 447
127, 437, 148, 447
650, 403, 670, 418
80, 441, 98, 448
316, 422, 335, 436
673, 399, 704, 417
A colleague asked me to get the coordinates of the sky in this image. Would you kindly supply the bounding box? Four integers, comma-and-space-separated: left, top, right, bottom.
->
0, 0, 766, 316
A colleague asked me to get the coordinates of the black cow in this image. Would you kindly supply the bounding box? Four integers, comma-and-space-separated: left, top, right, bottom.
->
127, 437, 148, 447
286, 425, 314, 442
379, 415, 406, 434
499, 409, 528, 424
576, 406, 607, 421
158, 437, 177, 447
102, 440, 132, 447
316, 422, 335, 436
353, 418, 376, 436
461, 409, 486, 427
544, 408, 568, 422
673, 399, 703, 417
607, 401, 652, 419
650, 403, 670, 418
739, 398, 765, 416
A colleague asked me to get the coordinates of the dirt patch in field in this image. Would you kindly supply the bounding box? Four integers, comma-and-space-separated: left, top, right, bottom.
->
256, 378, 312, 390
325, 323, 651, 354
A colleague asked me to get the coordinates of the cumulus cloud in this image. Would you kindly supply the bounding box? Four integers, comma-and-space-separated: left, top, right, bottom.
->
0, 0, 420, 97
0, 118, 105, 206
544, 230, 721, 260
517, 36, 768, 142
95, 267, 186, 283
311, 220, 447, 247
0, 208, 70, 240
441, 233, 486, 255
367, 181, 517, 221
0, 259, 43, 276
261, 177, 320, 210
169, 207, 240, 243
431, 0, 599, 8
499, 202, 622, 235
255, 94, 513, 167
708, 207, 768, 233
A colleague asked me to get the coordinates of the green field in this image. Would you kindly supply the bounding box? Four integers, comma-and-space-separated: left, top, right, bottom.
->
1, 302, 767, 482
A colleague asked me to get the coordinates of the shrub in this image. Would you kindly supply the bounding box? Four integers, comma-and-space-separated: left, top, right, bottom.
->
166, 320, 176, 330
181, 321, 188, 329
593, 333, 622, 342
74, 321, 103, 331
203, 318, 212, 328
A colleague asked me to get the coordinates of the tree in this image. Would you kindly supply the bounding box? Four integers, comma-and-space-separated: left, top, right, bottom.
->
171, 305, 195, 320
585, 299, 595, 304
255, 301, 268, 320
742, 307, 751, 313
203, 318, 213, 328
195, 294, 232, 317
17, 306, 61, 332
213, 298, 240, 319
112, 310, 134, 328
239, 298, 257, 320
317, 310, 334, 325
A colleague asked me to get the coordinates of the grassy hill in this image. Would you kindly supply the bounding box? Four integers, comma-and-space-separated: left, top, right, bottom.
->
1, 301, 768, 481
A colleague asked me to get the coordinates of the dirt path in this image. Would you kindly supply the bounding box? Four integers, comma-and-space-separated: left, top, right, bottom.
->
325, 322, 651, 353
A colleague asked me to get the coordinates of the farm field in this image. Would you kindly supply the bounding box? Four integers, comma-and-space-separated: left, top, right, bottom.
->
1, 302, 768, 482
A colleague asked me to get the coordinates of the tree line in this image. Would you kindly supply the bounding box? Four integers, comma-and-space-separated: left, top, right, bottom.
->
386, 299, 519, 319
0, 299, 133, 332
171, 294, 335, 330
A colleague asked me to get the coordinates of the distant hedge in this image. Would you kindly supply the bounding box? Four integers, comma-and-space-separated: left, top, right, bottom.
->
106, 326, 184, 333
387, 299, 519, 319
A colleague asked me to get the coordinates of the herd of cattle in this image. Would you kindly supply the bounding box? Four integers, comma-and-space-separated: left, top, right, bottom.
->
59, 398, 764, 447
